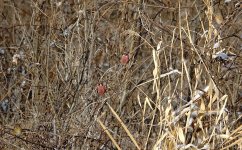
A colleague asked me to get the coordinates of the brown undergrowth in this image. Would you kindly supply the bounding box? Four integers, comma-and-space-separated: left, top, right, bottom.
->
0, 0, 241, 149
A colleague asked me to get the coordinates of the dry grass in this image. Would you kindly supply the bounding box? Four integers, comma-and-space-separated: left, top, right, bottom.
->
0, 0, 241, 149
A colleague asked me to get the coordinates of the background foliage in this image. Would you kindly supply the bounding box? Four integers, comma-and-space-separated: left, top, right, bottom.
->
0, 0, 241, 149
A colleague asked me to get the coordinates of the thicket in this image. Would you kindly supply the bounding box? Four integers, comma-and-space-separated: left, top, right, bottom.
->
0, 0, 241, 149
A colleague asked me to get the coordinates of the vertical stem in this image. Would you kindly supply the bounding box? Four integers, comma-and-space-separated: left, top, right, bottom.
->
178, 1, 184, 105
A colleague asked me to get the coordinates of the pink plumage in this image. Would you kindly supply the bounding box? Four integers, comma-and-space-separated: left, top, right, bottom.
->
97, 84, 106, 96
120, 54, 129, 64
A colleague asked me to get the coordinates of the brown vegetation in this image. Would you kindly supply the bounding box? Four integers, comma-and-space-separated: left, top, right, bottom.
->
0, 0, 241, 149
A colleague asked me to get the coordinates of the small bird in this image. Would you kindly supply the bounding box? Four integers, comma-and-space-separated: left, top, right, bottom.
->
120, 54, 129, 65
97, 84, 106, 96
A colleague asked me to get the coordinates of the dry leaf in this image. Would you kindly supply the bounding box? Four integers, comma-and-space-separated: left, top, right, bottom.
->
178, 127, 185, 144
